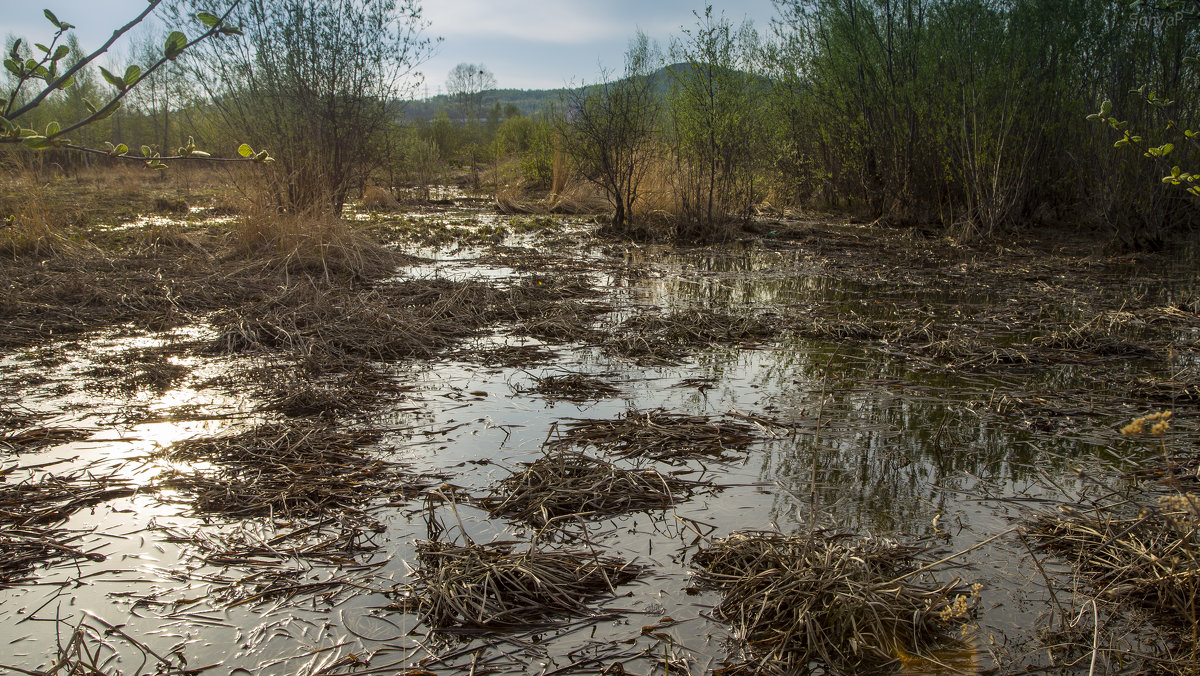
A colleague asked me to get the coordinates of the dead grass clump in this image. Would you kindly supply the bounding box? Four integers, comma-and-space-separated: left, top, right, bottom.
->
0, 469, 136, 526
157, 518, 383, 567
693, 531, 976, 674
1, 426, 90, 453
86, 363, 189, 395
521, 373, 619, 402
250, 364, 405, 418
1032, 316, 1153, 357
464, 344, 560, 367
603, 309, 780, 364
549, 180, 608, 215
0, 467, 134, 584
360, 185, 401, 211
0, 179, 83, 259
152, 197, 189, 214
234, 212, 398, 281
0, 525, 104, 587
481, 451, 705, 528
548, 408, 759, 462
210, 278, 504, 361
396, 538, 646, 630
1028, 498, 1199, 635
156, 422, 429, 518
0, 234, 262, 349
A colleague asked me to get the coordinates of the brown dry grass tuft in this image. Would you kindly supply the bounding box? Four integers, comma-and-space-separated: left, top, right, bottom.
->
548, 408, 759, 462
395, 537, 646, 630
156, 422, 431, 519
0, 172, 85, 258
234, 211, 398, 280
694, 531, 975, 674
1029, 496, 1200, 644
361, 185, 401, 211
481, 450, 706, 528
603, 309, 780, 364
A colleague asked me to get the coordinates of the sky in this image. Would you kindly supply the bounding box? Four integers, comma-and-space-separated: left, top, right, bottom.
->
4, 0, 780, 93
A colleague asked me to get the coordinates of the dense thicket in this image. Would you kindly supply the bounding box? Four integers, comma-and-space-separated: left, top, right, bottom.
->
766, 0, 1200, 246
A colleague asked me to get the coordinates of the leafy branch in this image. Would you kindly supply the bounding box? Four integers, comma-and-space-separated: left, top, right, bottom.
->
1088, 65, 1200, 199
0, 0, 272, 168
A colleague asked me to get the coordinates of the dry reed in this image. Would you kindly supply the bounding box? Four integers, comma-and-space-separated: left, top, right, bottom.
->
693, 531, 975, 674
156, 422, 429, 519
548, 408, 759, 462
481, 450, 706, 528
396, 538, 646, 631
520, 373, 620, 401
603, 309, 780, 364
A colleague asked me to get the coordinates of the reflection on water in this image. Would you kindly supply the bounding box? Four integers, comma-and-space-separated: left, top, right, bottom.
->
0, 229, 1194, 674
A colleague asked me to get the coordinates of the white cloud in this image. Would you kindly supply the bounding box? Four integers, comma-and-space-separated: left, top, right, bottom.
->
423, 1, 647, 45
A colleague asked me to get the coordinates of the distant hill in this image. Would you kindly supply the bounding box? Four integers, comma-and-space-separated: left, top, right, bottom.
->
397, 63, 762, 122
399, 87, 567, 122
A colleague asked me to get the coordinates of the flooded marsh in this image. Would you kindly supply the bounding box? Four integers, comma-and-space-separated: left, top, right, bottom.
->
1, 195, 1199, 675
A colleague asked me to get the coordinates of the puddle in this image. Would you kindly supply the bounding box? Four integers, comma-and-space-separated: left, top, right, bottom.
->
1, 207, 1197, 674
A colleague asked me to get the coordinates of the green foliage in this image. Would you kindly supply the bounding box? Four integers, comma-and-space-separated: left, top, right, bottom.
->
169, 0, 437, 213
497, 112, 554, 187
668, 6, 766, 237
766, 0, 1199, 245
1, 1, 269, 167
1091, 85, 1200, 199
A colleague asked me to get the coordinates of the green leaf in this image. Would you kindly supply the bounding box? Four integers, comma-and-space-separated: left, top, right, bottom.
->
43, 9, 61, 28
164, 31, 187, 59
218, 25, 243, 36
141, 145, 153, 158
196, 11, 221, 27
189, 150, 210, 158
35, 43, 50, 54
237, 143, 254, 157
4, 59, 21, 77
21, 135, 51, 149
114, 143, 128, 155
45, 120, 59, 136
91, 100, 121, 122
1086, 113, 1100, 121
123, 65, 141, 87
99, 66, 127, 92
56, 76, 72, 90
10, 40, 22, 60
1100, 99, 1112, 116
52, 45, 69, 61
25, 59, 38, 71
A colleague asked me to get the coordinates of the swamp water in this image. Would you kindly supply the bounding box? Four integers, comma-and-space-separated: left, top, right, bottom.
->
1, 214, 1197, 674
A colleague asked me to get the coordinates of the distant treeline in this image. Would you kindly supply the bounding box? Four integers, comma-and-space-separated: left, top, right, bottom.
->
4, 0, 1197, 247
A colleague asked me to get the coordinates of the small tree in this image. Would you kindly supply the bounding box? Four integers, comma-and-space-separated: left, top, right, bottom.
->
559, 31, 661, 236
668, 6, 766, 240
170, 0, 437, 213
1, 1, 269, 167
446, 62, 496, 123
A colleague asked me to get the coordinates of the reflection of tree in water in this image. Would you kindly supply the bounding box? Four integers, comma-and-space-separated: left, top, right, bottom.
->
750, 345, 1091, 534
